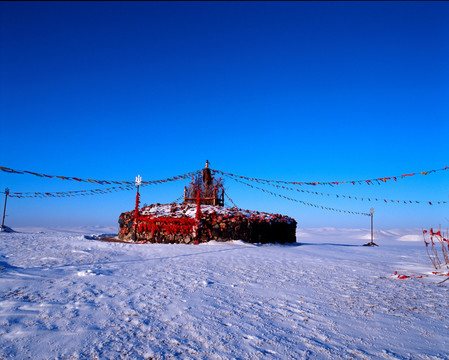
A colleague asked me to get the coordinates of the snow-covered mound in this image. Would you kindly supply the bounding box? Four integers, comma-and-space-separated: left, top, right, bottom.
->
140, 203, 295, 223
0, 228, 447, 359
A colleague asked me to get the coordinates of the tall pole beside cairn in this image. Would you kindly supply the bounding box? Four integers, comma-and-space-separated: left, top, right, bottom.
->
1, 188, 9, 231
364, 208, 378, 246
134, 175, 142, 240
194, 190, 202, 245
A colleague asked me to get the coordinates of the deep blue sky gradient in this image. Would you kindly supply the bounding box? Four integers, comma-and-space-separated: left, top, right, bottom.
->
0, 2, 448, 230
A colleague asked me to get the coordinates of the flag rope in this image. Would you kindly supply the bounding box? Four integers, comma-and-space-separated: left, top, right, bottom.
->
226, 175, 370, 216
172, 194, 185, 204
2, 164, 446, 187
226, 174, 448, 205
0, 166, 201, 186
7, 184, 135, 198
6, 170, 201, 199
212, 166, 448, 186
224, 192, 239, 208
2, 165, 446, 205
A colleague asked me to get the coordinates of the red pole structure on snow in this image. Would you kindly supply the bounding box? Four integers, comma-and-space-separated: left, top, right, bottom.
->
194, 190, 202, 245
196, 190, 202, 220
134, 175, 142, 240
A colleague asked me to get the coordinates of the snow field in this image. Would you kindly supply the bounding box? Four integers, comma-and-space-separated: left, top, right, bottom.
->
0, 228, 448, 359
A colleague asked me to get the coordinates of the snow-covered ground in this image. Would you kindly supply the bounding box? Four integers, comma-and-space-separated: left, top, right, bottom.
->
1, 227, 448, 359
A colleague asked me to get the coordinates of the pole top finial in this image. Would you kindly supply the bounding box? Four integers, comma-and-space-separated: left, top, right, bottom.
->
205, 160, 209, 169
5, 188, 9, 195
135, 175, 142, 186
370, 208, 374, 214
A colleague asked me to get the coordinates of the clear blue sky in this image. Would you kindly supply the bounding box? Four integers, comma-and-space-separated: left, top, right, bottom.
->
1, 1, 448, 230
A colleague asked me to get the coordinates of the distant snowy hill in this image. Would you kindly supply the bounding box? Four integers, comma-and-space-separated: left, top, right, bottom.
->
0, 228, 448, 359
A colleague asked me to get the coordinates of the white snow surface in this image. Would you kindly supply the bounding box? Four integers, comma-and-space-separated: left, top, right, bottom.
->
139, 203, 295, 223
1, 227, 448, 359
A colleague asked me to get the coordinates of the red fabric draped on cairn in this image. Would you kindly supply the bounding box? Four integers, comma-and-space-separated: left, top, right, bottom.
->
118, 203, 297, 244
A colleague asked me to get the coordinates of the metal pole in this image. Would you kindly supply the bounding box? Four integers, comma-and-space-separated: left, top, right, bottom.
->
364, 208, 377, 246
2, 188, 9, 230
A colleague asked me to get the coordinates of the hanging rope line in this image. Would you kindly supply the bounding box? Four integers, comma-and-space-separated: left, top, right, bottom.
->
227, 175, 448, 205
4, 169, 201, 199
227, 175, 370, 216
225, 192, 239, 208
2, 165, 446, 206
212, 166, 448, 187
0, 166, 201, 186
7, 184, 136, 198
3, 164, 447, 187
172, 194, 185, 204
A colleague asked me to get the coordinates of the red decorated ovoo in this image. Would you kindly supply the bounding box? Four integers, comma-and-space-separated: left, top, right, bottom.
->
118, 162, 297, 244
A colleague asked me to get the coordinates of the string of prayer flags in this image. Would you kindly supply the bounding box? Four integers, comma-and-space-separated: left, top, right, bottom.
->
2, 164, 446, 188
227, 175, 370, 216
212, 166, 448, 187
6, 170, 202, 199
229, 175, 448, 205
3, 164, 447, 206
8, 184, 136, 198
0, 166, 201, 186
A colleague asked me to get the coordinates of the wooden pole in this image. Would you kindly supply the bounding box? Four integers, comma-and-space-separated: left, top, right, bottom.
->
1, 188, 9, 230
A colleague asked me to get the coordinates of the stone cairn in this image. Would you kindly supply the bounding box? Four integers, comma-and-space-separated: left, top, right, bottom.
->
118, 203, 297, 244
118, 162, 297, 244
